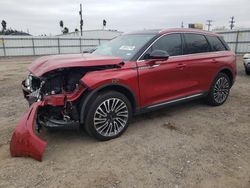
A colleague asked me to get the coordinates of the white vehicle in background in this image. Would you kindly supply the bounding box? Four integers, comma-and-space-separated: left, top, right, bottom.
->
243, 53, 250, 75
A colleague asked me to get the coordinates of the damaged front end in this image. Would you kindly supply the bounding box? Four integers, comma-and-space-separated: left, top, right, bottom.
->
10, 53, 124, 161
10, 67, 89, 161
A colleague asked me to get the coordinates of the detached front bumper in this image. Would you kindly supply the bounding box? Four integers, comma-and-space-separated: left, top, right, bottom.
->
10, 78, 86, 161
10, 101, 47, 161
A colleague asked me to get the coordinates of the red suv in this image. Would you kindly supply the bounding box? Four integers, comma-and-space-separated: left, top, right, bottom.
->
10, 28, 236, 161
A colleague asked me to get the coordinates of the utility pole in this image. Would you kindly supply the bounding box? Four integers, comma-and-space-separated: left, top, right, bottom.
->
206, 20, 213, 31
181, 22, 184, 28
79, 4, 83, 37
229, 16, 235, 30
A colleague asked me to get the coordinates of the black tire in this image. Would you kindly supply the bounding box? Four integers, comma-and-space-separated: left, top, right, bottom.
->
84, 91, 132, 141
206, 73, 231, 106
245, 67, 250, 75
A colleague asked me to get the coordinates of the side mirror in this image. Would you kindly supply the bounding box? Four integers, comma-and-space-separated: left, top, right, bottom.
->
148, 50, 169, 60
82, 47, 96, 54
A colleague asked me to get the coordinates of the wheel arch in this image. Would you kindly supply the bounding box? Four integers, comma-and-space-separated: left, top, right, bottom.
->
218, 68, 234, 86
79, 83, 138, 124
210, 67, 234, 89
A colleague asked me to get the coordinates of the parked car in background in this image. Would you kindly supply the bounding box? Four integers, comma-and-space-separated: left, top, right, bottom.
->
10, 28, 236, 161
243, 53, 250, 75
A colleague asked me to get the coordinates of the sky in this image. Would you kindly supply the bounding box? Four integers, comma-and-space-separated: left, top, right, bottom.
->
0, 0, 249, 36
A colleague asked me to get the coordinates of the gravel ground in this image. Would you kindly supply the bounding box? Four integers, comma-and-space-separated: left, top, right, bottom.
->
0, 56, 249, 188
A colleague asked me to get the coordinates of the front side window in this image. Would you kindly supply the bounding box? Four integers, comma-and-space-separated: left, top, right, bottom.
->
206, 35, 226, 51
184, 33, 210, 54
152, 34, 182, 56
93, 34, 155, 61
141, 33, 182, 59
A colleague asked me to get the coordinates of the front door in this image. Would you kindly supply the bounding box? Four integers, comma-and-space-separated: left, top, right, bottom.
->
137, 33, 193, 107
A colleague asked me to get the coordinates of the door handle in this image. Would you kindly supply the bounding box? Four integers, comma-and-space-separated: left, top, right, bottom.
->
176, 63, 186, 69
212, 59, 218, 64
150, 64, 160, 68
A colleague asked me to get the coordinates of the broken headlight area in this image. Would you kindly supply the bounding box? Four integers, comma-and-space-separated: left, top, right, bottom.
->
22, 66, 115, 105
22, 68, 87, 105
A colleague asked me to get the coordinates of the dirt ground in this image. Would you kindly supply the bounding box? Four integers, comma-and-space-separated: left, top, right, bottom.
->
0, 56, 249, 188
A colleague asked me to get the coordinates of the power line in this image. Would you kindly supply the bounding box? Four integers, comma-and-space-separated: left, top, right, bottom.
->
229, 16, 235, 30
206, 20, 213, 31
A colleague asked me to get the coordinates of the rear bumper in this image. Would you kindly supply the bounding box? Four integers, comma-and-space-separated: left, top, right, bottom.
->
244, 63, 250, 71
10, 102, 47, 161
243, 59, 250, 70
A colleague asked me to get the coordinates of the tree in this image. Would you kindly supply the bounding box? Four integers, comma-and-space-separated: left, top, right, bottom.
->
59, 20, 64, 32
62, 27, 69, 34
1, 20, 7, 32
103, 19, 107, 30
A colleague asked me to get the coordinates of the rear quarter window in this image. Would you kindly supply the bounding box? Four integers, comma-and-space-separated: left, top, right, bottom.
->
206, 35, 227, 51
183, 33, 210, 54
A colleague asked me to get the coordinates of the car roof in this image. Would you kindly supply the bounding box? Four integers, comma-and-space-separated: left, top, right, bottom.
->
160, 28, 220, 36
126, 29, 162, 35
127, 28, 220, 37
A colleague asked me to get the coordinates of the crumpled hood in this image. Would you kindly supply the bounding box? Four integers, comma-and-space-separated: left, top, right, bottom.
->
29, 53, 123, 77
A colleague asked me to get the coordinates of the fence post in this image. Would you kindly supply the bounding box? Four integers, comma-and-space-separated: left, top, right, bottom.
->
57, 38, 60, 54
235, 30, 240, 54
31, 38, 35, 55
79, 37, 82, 53
98, 39, 101, 45
2, 38, 6, 57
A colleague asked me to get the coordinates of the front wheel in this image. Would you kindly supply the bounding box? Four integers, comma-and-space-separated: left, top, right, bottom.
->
84, 91, 132, 141
206, 73, 231, 106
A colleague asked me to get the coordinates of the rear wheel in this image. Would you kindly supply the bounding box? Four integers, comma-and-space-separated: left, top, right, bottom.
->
84, 91, 132, 141
206, 73, 231, 106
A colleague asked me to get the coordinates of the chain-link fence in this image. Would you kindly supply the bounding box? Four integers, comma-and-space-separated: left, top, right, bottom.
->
217, 29, 250, 54
1, 30, 250, 57
0, 36, 110, 57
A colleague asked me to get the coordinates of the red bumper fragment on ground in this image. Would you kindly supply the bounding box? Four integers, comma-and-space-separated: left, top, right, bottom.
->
10, 101, 47, 161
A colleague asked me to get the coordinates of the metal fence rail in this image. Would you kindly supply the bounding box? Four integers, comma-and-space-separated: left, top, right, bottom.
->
217, 30, 250, 54
1, 30, 250, 57
0, 36, 110, 57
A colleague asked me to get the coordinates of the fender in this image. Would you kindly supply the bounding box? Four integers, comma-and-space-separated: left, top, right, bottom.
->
79, 63, 140, 124
79, 83, 138, 124
210, 66, 235, 88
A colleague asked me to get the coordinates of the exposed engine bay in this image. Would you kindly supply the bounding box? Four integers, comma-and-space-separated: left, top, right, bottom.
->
24, 67, 96, 98
22, 65, 118, 130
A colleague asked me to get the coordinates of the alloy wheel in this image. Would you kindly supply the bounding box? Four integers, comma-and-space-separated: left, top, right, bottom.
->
93, 98, 129, 137
213, 77, 230, 104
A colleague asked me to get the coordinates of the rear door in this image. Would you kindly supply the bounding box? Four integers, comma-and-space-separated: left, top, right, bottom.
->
137, 33, 193, 107
182, 33, 215, 92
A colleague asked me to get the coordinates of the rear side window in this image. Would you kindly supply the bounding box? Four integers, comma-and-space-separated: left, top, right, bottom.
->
206, 35, 227, 51
219, 37, 230, 50
151, 34, 182, 56
184, 33, 210, 54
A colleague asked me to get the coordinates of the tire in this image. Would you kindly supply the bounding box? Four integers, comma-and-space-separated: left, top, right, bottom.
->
245, 67, 250, 75
206, 73, 231, 106
84, 91, 132, 141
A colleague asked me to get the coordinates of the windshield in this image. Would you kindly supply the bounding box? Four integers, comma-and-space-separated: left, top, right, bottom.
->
93, 34, 155, 60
